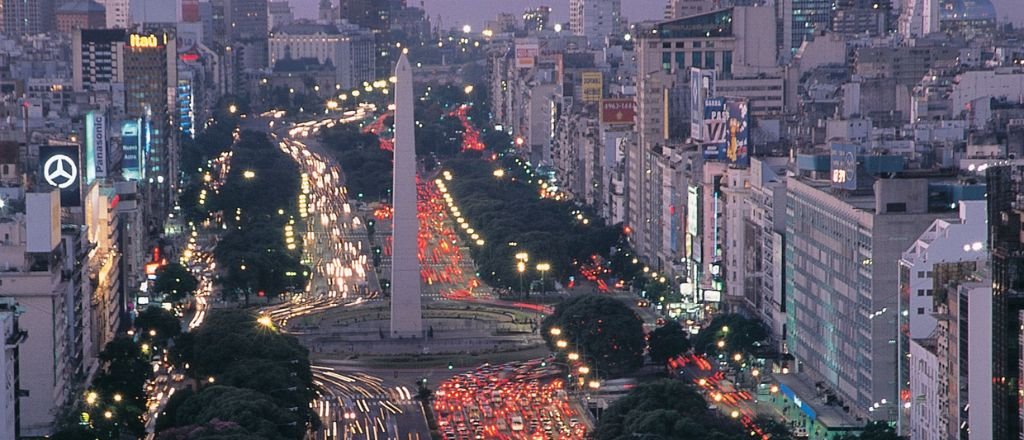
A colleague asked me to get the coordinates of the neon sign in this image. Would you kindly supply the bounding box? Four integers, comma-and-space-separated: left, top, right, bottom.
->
129, 33, 164, 48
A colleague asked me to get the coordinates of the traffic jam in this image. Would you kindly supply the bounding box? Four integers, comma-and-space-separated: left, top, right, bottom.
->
433, 359, 588, 440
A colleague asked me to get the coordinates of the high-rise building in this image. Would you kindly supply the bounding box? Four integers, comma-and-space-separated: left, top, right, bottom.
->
181, 0, 198, 21
224, 0, 268, 71
0, 298, 24, 440
664, 0, 715, 19
123, 29, 176, 215
72, 29, 126, 92
786, 0, 832, 51
339, 0, 402, 31
523, 6, 551, 31
129, 0, 179, 24
985, 163, 1024, 439
95, 0, 129, 28
1, 0, 56, 35
569, 0, 621, 48
268, 1, 293, 30
898, 0, 939, 38
785, 176, 945, 422
55, 0, 105, 34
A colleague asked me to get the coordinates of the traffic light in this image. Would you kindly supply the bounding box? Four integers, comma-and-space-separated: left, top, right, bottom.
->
447, 362, 454, 370
541, 361, 547, 367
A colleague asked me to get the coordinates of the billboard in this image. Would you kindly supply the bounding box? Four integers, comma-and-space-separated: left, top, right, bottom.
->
40, 145, 82, 207
121, 118, 148, 181
85, 111, 108, 182
689, 68, 716, 141
600, 99, 636, 125
703, 97, 749, 167
581, 72, 603, 102
831, 143, 859, 190
515, 39, 539, 68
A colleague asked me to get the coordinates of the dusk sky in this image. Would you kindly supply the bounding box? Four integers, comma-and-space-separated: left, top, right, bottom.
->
291, 0, 668, 28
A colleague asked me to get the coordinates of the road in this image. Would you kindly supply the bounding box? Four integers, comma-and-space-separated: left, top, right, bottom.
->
432, 358, 588, 440
312, 364, 430, 440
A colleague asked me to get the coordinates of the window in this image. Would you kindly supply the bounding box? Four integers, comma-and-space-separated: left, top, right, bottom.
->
705, 51, 715, 69
722, 50, 733, 77
692, 51, 701, 68
887, 202, 907, 212
917, 307, 925, 315
675, 52, 685, 69
917, 289, 925, 296
662, 52, 671, 71
693, 41, 702, 48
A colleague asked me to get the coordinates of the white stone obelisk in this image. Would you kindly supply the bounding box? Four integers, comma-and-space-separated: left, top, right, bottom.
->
389, 53, 423, 338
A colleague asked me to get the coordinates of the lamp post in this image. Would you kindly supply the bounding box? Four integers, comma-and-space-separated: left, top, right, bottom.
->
536, 262, 550, 293
515, 252, 529, 295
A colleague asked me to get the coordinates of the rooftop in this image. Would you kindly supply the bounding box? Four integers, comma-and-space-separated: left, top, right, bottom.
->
56, 0, 105, 14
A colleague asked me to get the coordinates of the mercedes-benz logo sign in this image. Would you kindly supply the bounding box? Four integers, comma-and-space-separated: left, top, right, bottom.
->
43, 154, 78, 189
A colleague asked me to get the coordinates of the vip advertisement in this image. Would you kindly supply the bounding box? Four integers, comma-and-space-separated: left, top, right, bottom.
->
40, 145, 82, 207
85, 111, 108, 182
600, 99, 636, 125
702, 97, 749, 167
581, 72, 603, 102
831, 143, 859, 190
514, 39, 539, 68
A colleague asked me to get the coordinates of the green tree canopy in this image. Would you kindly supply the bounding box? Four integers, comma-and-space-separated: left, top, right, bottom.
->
153, 263, 199, 302
134, 306, 182, 346
170, 386, 303, 440
595, 379, 745, 440
692, 313, 769, 357
647, 320, 692, 366
542, 295, 644, 378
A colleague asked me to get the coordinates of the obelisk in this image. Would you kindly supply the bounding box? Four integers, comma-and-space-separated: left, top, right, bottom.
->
389, 53, 423, 338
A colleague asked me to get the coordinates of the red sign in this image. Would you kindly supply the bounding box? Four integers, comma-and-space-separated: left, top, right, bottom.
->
600, 99, 636, 125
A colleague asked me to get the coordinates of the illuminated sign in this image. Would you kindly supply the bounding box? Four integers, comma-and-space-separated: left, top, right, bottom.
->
581, 72, 603, 103
85, 111, 107, 183
129, 33, 164, 48
40, 145, 82, 207
121, 118, 148, 180
703, 97, 749, 167
831, 143, 859, 190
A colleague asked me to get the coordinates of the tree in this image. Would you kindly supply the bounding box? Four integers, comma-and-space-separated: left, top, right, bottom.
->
595, 379, 745, 440
647, 320, 691, 366
692, 313, 769, 357
840, 422, 900, 440
542, 295, 645, 378
134, 306, 182, 346
170, 386, 303, 439
157, 419, 267, 440
153, 263, 199, 302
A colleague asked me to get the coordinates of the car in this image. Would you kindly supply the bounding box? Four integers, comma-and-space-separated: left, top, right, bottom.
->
510, 416, 524, 431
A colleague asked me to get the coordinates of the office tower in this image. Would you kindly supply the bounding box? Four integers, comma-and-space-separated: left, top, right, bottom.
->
523, 6, 551, 31
569, 0, 621, 48
898, 0, 938, 38
268, 1, 293, 29
72, 29, 126, 92
390, 53, 423, 338
986, 164, 1024, 439
55, 0, 105, 34
831, 0, 891, 36
339, 0, 402, 31
224, 0, 268, 70
787, 0, 831, 51
1, 0, 56, 35
664, 0, 715, 19
785, 177, 945, 422
95, 0, 128, 28
0, 298, 24, 440
123, 30, 176, 215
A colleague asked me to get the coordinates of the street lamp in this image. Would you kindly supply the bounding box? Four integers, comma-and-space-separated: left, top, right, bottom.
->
550, 327, 561, 336
578, 366, 590, 375
86, 391, 98, 405
243, 170, 256, 179
113, 393, 122, 402
536, 262, 551, 292
716, 340, 726, 348
568, 352, 579, 361
556, 339, 568, 349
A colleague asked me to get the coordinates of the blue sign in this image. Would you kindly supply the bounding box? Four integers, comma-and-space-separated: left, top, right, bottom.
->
779, 383, 818, 421
121, 119, 147, 180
